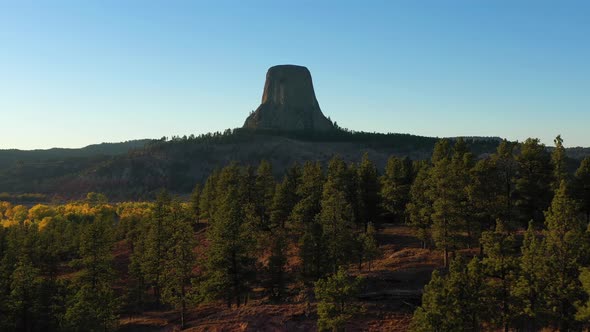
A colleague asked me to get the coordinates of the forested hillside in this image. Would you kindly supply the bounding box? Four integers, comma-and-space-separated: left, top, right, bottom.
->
0, 128, 503, 200
1, 135, 590, 331
0, 139, 152, 168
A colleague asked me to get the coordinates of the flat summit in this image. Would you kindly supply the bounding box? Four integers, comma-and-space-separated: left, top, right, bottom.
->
243, 65, 334, 132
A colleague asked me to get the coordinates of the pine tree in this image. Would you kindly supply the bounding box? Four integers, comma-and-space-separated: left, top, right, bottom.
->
446, 257, 487, 331
162, 199, 197, 329
265, 228, 288, 302
492, 140, 518, 224
469, 141, 517, 235
202, 164, 256, 307
346, 163, 361, 229
358, 223, 380, 270
254, 160, 276, 230
291, 162, 324, 227
141, 190, 172, 306
411, 256, 487, 331
380, 156, 413, 224
240, 165, 257, 207
314, 267, 363, 332
410, 270, 448, 332
573, 157, 590, 223
300, 219, 327, 281
511, 222, 549, 330
450, 139, 475, 246
542, 181, 586, 330
263, 166, 301, 299
189, 183, 201, 223
429, 139, 467, 267
127, 235, 147, 313
514, 138, 553, 226
0, 226, 11, 330
551, 135, 568, 191
480, 220, 518, 331
468, 141, 517, 238
317, 184, 356, 274
269, 163, 301, 228
406, 162, 433, 248
65, 217, 119, 331
317, 156, 359, 274
357, 153, 380, 231
575, 267, 590, 324
292, 162, 325, 280
9, 255, 41, 332
198, 169, 220, 221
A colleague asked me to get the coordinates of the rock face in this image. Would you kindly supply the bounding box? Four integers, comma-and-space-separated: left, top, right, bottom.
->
243, 65, 334, 132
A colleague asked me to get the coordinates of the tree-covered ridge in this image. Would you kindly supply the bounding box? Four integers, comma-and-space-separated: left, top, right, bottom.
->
0, 128, 502, 200
2, 127, 588, 201
0, 135, 589, 331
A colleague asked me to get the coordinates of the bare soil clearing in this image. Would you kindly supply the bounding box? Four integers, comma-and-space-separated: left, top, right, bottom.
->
118, 224, 441, 331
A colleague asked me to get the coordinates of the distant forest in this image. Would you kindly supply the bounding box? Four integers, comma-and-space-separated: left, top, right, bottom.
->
1, 135, 590, 331
2, 127, 586, 200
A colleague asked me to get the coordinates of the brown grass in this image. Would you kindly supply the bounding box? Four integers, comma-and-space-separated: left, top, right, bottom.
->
116, 223, 441, 331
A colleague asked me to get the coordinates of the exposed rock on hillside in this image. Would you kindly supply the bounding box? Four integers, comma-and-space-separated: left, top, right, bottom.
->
243, 65, 334, 132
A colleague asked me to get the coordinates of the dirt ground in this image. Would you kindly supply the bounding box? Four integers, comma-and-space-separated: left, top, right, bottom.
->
117, 224, 442, 332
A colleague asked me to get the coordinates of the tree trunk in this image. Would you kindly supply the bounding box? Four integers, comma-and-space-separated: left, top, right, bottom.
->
181, 284, 186, 329
232, 251, 240, 308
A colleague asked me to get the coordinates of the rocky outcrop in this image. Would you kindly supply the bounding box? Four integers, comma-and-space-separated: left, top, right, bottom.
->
243, 65, 334, 132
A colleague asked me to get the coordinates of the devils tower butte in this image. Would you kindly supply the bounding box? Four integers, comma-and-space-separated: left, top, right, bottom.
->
243, 65, 334, 132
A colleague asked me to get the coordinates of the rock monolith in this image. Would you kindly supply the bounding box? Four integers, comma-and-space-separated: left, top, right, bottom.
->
243, 65, 334, 131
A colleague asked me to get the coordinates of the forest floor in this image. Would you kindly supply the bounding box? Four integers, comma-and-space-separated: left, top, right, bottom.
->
116, 224, 442, 332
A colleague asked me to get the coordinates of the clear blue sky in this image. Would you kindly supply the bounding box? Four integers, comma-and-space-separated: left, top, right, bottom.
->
1, 1, 589, 149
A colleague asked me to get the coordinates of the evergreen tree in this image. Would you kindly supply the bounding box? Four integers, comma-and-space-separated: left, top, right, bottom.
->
357, 153, 380, 231
514, 138, 553, 226
469, 141, 517, 234
380, 156, 413, 224
411, 256, 487, 331
446, 257, 487, 331
141, 190, 172, 306
202, 164, 256, 307
317, 184, 356, 274
254, 160, 276, 230
492, 140, 518, 224
265, 228, 288, 302
575, 267, 590, 324
65, 217, 119, 331
542, 181, 586, 331
189, 183, 201, 223
468, 158, 506, 242
406, 162, 433, 248
240, 165, 257, 208
162, 199, 197, 329
0, 226, 12, 330
127, 235, 147, 313
449, 139, 475, 245
8, 255, 41, 332
429, 139, 468, 267
358, 223, 380, 270
198, 169, 220, 221
551, 135, 568, 191
346, 163, 361, 229
269, 164, 301, 228
317, 156, 359, 273
480, 220, 518, 331
511, 222, 549, 330
573, 157, 590, 223
314, 268, 363, 332
410, 270, 448, 332
292, 162, 325, 280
